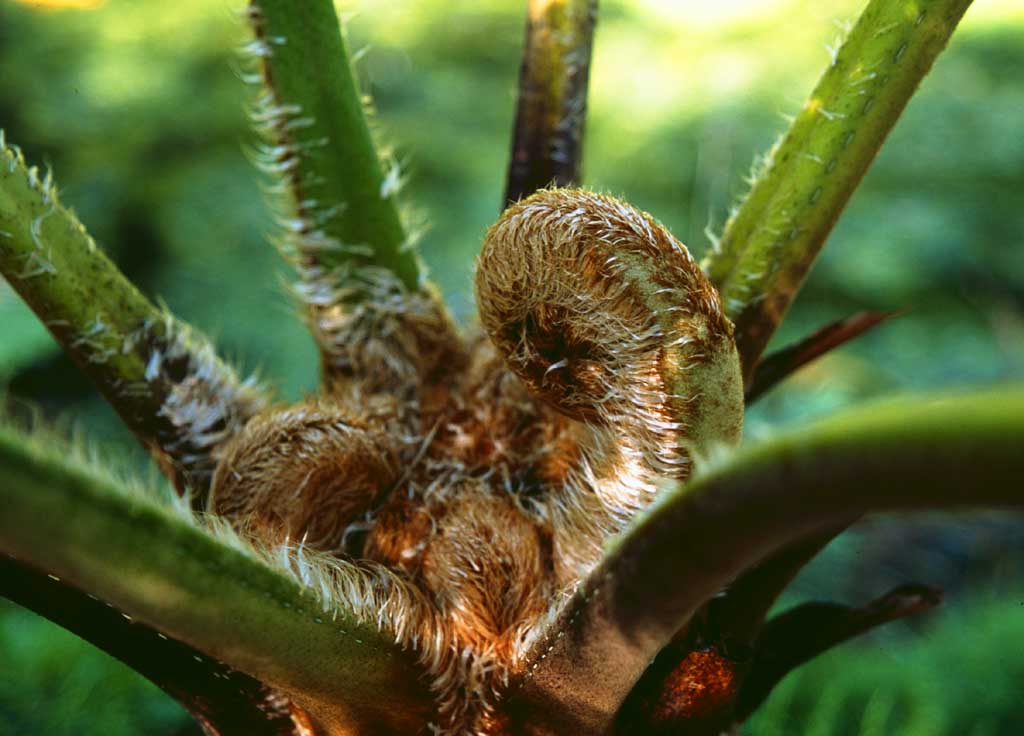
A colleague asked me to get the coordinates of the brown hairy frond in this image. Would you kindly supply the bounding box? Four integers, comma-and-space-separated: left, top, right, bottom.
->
476, 188, 744, 583
206, 188, 742, 734
476, 188, 743, 463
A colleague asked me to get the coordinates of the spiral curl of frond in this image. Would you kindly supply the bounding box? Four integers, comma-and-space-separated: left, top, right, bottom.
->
476, 188, 744, 582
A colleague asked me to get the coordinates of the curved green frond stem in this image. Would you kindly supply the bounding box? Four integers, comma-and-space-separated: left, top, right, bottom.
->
245, 0, 420, 289
0, 136, 267, 497
504, 0, 598, 206
711, 315, 903, 669
722, 312, 902, 669
1, 555, 300, 735
734, 583, 943, 721
701, 0, 973, 380
507, 387, 1024, 734
0, 426, 433, 734
746, 311, 899, 404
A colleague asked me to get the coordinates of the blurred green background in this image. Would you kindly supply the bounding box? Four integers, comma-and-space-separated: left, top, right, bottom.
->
0, 0, 1022, 733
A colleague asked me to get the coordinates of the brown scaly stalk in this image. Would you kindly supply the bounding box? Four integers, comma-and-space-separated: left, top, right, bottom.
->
1, 0, 1020, 734
505, 0, 598, 206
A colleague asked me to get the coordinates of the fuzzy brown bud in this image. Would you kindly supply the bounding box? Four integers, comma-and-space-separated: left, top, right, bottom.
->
208, 399, 399, 550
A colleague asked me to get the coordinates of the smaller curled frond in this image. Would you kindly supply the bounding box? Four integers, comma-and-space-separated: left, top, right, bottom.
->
208, 398, 401, 551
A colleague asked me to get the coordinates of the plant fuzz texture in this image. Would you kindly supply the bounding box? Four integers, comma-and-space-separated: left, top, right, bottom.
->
208, 189, 744, 735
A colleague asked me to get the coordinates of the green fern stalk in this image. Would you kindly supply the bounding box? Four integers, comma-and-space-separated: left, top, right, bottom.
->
246, 0, 422, 289
703, 0, 973, 378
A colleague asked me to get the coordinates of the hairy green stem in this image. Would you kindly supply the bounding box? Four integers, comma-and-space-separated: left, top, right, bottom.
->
246, 0, 462, 395
702, 0, 973, 378
505, 0, 598, 206
510, 387, 1024, 733
0, 427, 433, 734
0, 136, 266, 496
246, 0, 421, 289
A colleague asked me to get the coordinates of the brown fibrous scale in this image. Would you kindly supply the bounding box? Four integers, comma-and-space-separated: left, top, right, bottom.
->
206, 188, 743, 735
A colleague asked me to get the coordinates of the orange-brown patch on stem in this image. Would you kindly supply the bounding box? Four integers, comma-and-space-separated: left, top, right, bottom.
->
649, 649, 741, 731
